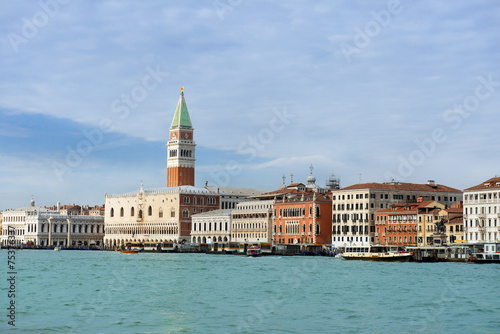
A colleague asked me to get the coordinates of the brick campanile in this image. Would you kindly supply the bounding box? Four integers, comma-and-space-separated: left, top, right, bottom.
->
166, 87, 196, 187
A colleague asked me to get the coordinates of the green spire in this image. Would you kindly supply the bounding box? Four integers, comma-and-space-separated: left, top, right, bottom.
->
171, 87, 192, 128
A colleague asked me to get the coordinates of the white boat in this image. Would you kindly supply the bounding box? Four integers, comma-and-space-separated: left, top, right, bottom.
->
342, 245, 411, 262
468, 243, 500, 264
54, 246, 61, 251
247, 245, 262, 257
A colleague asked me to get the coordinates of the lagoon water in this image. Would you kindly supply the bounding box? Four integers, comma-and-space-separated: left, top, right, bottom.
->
1, 249, 499, 334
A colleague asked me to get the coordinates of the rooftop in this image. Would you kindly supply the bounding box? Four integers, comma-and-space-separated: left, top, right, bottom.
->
464, 176, 500, 192
334, 181, 461, 193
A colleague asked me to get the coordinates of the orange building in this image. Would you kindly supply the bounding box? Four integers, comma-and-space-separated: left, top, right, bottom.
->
375, 198, 445, 246
273, 192, 332, 245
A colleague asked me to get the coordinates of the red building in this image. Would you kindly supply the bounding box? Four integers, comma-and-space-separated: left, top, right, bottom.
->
272, 191, 332, 245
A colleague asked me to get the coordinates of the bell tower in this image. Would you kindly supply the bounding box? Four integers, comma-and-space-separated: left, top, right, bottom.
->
166, 87, 196, 187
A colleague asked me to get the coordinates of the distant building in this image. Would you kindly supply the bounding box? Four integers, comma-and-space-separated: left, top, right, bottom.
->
1, 199, 104, 247
463, 177, 500, 243
204, 184, 269, 210
191, 209, 232, 244
231, 200, 273, 243
104, 89, 219, 247
332, 180, 462, 248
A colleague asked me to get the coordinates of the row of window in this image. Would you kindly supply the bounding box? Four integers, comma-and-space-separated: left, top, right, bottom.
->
110, 206, 204, 219
169, 149, 193, 158
333, 193, 457, 202
192, 222, 229, 232
465, 192, 500, 201
333, 225, 371, 234
465, 206, 500, 214
465, 219, 499, 227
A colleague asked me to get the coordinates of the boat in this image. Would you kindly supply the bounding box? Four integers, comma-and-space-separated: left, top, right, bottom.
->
468, 243, 500, 264
246, 245, 262, 257
121, 250, 139, 254
342, 245, 411, 262
54, 246, 61, 251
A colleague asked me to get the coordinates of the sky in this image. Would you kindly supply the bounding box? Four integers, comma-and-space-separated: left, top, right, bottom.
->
1, 0, 499, 210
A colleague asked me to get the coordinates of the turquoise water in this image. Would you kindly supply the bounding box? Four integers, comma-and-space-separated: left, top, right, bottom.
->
1, 250, 499, 334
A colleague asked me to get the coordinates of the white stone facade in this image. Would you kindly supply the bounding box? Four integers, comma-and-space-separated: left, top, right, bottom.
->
464, 177, 500, 243
191, 209, 232, 243
231, 200, 273, 243
104, 185, 219, 247
1, 202, 104, 247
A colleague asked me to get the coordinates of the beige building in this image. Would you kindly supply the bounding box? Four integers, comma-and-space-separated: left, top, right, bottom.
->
104, 184, 219, 247
231, 200, 273, 243
416, 202, 445, 246
191, 209, 232, 244
464, 177, 500, 243
332, 180, 462, 248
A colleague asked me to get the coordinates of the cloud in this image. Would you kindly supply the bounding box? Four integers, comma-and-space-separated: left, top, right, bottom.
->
1, 0, 500, 208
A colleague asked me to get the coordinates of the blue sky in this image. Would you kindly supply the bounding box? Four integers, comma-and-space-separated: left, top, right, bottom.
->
1, 0, 499, 210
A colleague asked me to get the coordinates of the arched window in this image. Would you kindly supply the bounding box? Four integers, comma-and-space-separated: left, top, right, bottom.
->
110, 208, 114, 217
138, 210, 143, 219
316, 206, 320, 217
120, 207, 124, 217
171, 208, 175, 217
131, 207, 135, 216
193, 196, 197, 204
148, 206, 152, 216
159, 208, 163, 218
183, 196, 190, 204
182, 209, 189, 218
200, 197, 204, 205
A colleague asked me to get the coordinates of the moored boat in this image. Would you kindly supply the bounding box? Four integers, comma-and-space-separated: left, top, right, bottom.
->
342, 245, 411, 262
54, 246, 61, 251
121, 250, 139, 254
246, 245, 262, 257
468, 243, 500, 264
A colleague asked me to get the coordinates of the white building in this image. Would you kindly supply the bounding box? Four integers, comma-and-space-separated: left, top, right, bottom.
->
104, 185, 219, 247
231, 200, 274, 243
1, 199, 104, 247
332, 180, 462, 248
464, 177, 500, 243
191, 209, 232, 244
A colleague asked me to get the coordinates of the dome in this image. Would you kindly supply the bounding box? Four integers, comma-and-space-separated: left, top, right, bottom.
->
307, 174, 316, 183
